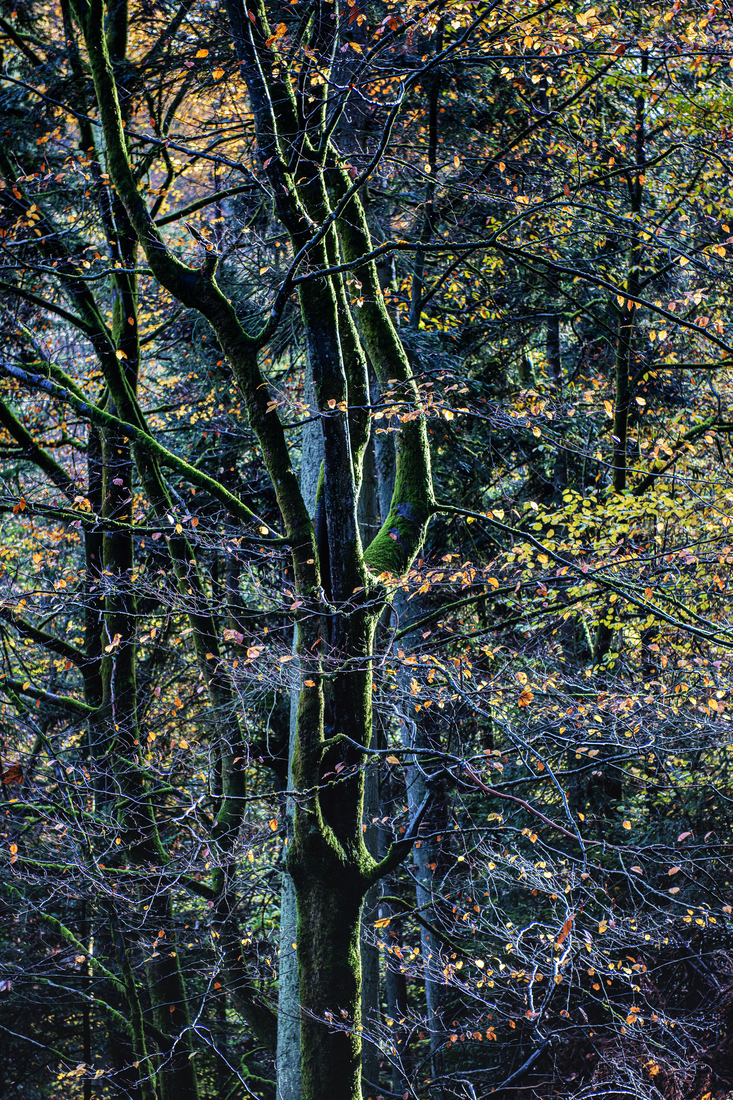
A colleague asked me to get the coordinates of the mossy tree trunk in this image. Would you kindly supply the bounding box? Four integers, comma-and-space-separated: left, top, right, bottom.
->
74, 5, 436, 1100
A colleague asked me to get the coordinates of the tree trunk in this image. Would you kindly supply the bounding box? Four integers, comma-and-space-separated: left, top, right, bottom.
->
292, 862, 366, 1100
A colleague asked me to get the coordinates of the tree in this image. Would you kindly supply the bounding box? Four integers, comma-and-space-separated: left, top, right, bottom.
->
2, 1, 733, 1099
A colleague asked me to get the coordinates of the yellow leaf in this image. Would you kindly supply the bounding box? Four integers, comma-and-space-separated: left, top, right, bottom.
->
385, 755, 400, 765
269, 819, 278, 831
304, 678, 315, 687
668, 865, 681, 875
622, 820, 632, 830
195, 48, 209, 57
247, 850, 254, 862
212, 67, 224, 79
374, 917, 391, 928
349, 41, 363, 53
115, 349, 127, 359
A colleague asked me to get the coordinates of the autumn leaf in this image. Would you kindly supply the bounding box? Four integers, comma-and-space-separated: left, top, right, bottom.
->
556, 913, 575, 946
265, 22, 287, 47
2, 764, 23, 785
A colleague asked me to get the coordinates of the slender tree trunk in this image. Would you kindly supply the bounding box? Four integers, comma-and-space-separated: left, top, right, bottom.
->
278, 366, 322, 1100
360, 757, 381, 1093
400, 711, 445, 1085
597, 48, 646, 665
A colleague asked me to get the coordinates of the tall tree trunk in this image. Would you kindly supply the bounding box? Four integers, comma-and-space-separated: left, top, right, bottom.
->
277, 385, 321, 1100
596, 47, 647, 665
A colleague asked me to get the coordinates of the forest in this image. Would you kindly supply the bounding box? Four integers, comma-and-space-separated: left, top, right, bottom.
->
1, 0, 733, 1098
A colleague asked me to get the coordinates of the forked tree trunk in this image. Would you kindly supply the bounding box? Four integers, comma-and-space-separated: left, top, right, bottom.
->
80, 7, 435, 1100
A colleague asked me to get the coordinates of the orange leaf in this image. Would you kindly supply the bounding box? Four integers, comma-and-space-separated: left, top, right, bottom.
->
556, 913, 575, 946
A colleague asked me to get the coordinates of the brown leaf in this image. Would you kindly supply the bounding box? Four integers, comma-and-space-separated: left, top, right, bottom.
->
2, 764, 23, 785
556, 913, 575, 946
